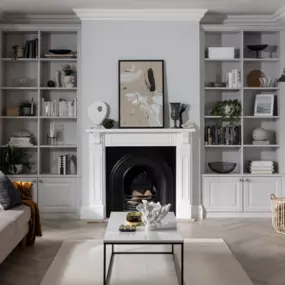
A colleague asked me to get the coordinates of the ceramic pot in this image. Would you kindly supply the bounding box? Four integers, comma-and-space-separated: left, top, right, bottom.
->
63, 75, 75, 88
252, 128, 268, 141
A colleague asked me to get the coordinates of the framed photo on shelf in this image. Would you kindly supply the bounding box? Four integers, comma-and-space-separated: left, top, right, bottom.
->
118, 60, 165, 128
254, 94, 275, 116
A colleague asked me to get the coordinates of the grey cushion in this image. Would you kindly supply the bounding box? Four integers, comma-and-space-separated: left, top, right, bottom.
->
0, 171, 21, 210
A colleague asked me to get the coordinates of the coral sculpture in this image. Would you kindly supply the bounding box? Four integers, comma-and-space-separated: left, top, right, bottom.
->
136, 200, 171, 231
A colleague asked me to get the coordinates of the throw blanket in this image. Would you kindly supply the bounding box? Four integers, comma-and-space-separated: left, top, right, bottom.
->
13, 181, 42, 246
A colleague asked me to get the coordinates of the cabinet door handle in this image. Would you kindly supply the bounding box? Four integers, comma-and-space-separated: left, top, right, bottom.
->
39, 180, 43, 183
239, 178, 243, 182
32, 180, 37, 183
246, 179, 250, 182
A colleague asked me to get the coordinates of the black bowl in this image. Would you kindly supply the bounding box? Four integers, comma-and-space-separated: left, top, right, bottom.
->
49, 49, 71, 55
246, 45, 268, 58
208, 162, 236, 174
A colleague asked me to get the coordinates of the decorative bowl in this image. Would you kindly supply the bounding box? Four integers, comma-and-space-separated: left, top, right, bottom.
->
49, 49, 71, 55
246, 45, 268, 58
252, 128, 269, 141
208, 162, 236, 174
126, 212, 142, 226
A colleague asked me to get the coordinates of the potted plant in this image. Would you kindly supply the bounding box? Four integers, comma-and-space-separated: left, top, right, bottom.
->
62, 64, 76, 88
0, 145, 30, 174
211, 99, 241, 124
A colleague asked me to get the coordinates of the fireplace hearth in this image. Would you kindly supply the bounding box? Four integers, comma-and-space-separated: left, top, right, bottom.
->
106, 147, 176, 217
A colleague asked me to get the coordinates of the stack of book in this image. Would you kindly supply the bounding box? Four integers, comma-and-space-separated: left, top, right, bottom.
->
23, 39, 38, 58
6, 107, 19, 116
9, 136, 33, 146
248, 161, 275, 174
41, 98, 77, 117
227, 69, 241, 88
205, 125, 241, 145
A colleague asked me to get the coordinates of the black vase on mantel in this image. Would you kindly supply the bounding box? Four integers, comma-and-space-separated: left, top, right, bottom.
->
170, 103, 181, 128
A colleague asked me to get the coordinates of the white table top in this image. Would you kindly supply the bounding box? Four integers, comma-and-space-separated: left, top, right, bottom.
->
104, 212, 183, 243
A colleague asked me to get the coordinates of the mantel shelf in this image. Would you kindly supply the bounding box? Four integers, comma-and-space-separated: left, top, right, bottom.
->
86, 128, 195, 134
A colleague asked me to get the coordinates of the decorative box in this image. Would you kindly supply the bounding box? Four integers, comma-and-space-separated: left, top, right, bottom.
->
208, 47, 235, 59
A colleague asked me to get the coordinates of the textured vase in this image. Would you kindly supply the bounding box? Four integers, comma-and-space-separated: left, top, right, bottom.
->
63, 75, 75, 88
252, 128, 268, 141
170, 103, 181, 128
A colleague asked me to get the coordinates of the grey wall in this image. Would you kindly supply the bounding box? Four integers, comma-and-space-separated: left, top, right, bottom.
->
80, 20, 202, 213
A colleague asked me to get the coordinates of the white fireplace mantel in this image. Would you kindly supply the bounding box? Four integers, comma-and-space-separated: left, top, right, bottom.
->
81, 127, 196, 220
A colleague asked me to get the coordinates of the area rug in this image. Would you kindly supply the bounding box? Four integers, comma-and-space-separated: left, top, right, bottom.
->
41, 238, 253, 285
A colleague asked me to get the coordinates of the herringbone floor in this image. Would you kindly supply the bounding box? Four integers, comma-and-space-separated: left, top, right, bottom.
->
0, 218, 284, 285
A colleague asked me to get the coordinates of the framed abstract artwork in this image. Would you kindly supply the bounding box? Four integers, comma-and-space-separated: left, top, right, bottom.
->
118, 60, 165, 128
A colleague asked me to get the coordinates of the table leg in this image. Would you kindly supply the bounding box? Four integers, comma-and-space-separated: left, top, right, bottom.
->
103, 243, 106, 285
181, 243, 184, 285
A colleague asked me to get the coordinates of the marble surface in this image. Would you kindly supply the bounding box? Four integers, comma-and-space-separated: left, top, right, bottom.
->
104, 212, 183, 243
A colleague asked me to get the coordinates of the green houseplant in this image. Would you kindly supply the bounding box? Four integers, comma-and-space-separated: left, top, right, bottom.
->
62, 64, 76, 88
211, 99, 241, 124
0, 145, 30, 174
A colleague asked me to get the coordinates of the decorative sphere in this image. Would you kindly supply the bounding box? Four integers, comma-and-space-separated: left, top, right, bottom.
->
252, 128, 268, 141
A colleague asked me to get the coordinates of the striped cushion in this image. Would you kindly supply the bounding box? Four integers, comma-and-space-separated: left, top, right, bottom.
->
0, 171, 21, 210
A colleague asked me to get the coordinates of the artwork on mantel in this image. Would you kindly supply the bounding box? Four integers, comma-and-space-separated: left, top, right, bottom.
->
118, 60, 164, 128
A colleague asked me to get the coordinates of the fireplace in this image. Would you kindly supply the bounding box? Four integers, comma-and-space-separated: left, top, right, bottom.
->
106, 147, 176, 217
83, 128, 197, 220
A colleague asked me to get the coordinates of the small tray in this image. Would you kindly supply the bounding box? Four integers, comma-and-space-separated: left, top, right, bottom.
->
119, 224, 136, 232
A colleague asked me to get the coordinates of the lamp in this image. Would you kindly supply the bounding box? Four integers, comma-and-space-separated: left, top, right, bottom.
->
277, 68, 285, 82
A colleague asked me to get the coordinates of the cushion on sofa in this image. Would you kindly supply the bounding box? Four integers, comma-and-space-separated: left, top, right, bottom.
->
0, 171, 21, 210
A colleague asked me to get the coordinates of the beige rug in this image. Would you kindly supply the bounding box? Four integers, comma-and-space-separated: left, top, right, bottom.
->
41, 239, 253, 285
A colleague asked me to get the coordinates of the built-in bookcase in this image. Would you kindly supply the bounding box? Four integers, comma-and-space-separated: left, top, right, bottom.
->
0, 29, 79, 177
203, 30, 283, 175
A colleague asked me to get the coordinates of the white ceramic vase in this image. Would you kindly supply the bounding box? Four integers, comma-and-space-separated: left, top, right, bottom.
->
63, 75, 75, 88
252, 128, 268, 141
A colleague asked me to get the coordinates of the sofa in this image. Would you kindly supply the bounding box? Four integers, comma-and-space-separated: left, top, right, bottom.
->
0, 205, 31, 264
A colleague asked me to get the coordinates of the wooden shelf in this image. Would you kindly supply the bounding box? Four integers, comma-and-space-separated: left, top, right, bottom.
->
243, 87, 279, 90
243, 144, 280, 148
205, 58, 240, 62
40, 116, 77, 119
1, 58, 38, 62
205, 87, 241, 91
205, 145, 241, 148
0, 116, 37, 119
40, 87, 77, 91
40, 145, 77, 148
0, 87, 38, 90
40, 58, 77, 62
243, 58, 280, 62
243, 116, 279, 119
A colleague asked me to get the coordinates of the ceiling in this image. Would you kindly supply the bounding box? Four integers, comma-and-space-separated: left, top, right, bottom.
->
0, 0, 284, 15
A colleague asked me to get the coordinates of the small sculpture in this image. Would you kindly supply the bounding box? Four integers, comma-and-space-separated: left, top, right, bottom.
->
136, 200, 171, 231
179, 104, 187, 128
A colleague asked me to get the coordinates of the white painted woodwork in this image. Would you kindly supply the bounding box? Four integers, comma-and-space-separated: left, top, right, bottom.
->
203, 177, 243, 212
244, 177, 282, 212
37, 178, 77, 213
83, 128, 196, 220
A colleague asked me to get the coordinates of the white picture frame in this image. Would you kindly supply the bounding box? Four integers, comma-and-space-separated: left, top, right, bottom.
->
254, 94, 275, 116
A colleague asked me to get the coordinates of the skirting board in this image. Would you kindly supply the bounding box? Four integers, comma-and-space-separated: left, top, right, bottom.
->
40, 212, 79, 219
80, 205, 105, 220
205, 212, 272, 218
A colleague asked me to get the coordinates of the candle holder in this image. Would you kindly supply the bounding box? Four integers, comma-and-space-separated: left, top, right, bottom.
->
170, 103, 181, 128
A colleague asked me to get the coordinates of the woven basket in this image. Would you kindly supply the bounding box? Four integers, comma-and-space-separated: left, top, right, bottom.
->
270, 194, 285, 235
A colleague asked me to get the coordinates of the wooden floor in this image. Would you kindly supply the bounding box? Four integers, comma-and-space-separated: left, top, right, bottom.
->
0, 218, 284, 285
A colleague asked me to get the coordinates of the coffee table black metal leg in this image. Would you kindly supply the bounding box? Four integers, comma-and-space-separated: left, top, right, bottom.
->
181, 243, 184, 285
103, 243, 106, 285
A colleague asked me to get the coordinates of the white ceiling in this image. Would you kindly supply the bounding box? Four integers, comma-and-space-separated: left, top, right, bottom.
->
0, 0, 284, 15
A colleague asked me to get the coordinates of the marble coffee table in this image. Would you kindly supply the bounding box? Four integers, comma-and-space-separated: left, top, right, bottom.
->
103, 212, 184, 285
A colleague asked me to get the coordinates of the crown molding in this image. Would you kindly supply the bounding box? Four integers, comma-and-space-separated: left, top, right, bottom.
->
0, 13, 80, 24
73, 9, 207, 21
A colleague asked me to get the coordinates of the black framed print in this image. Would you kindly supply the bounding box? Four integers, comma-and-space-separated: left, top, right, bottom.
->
118, 60, 165, 128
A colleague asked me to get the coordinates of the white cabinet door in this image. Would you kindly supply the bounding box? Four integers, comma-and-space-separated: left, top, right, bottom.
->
38, 178, 77, 213
203, 177, 243, 212
9, 176, 38, 202
244, 177, 282, 212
